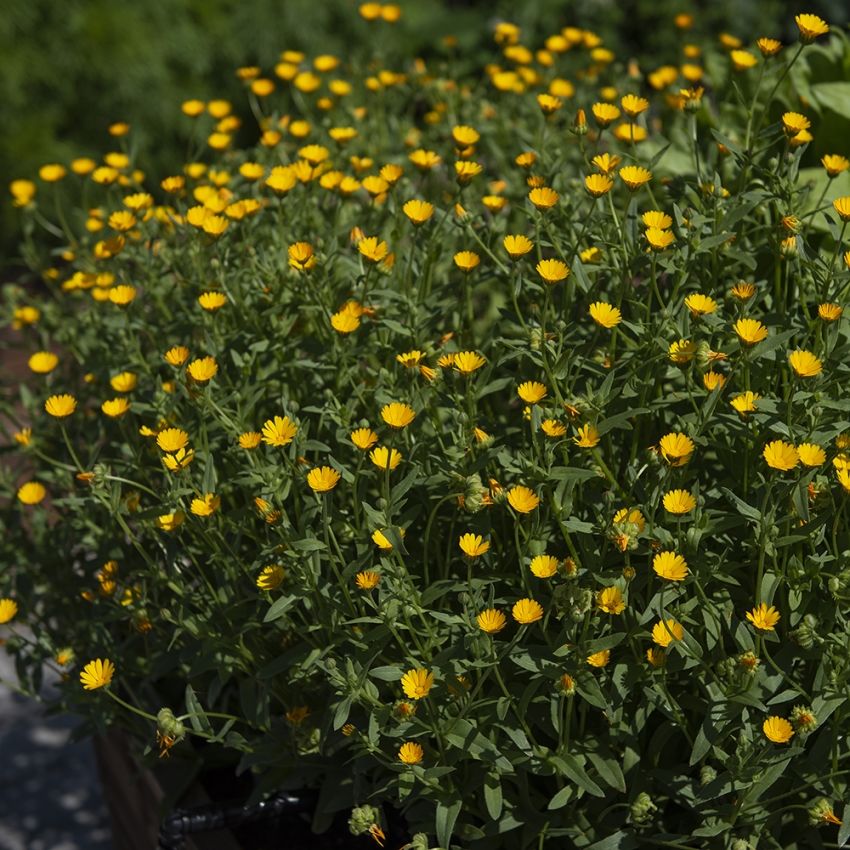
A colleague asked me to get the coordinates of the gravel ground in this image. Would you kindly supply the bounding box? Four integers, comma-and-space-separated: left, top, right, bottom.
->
0, 653, 112, 850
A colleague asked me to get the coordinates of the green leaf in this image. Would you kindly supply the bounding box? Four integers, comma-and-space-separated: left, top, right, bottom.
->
332, 696, 352, 730
184, 684, 212, 734
435, 798, 462, 849
720, 487, 761, 522
369, 665, 404, 681
549, 466, 599, 482
587, 751, 626, 792
263, 594, 297, 622
547, 785, 573, 810
483, 773, 503, 821
550, 754, 605, 797
586, 832, 640, 850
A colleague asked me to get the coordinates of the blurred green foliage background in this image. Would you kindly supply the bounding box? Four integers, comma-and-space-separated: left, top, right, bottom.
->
1, 0, 847, 263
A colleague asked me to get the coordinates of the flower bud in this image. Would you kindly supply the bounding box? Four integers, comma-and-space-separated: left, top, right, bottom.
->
348, 804, 381, 837
791, 704, 817, 733
630, 792, 657, 824
571, 108, 588, 136
699, 765, 717, 786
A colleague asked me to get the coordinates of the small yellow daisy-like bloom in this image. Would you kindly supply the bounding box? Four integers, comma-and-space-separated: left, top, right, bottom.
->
459, 533, 490, 558
17, 481, 47, 505
331, 310, 360, 334
239, 432, 262, 450
642, 210, 673, 230
537, 93, 562, 114
734, 318, 769, 346
573, 423, 600, 448
398, 742, 424, 765
659, 432, 694, 466
190, 493, 220, 517
454, 251, 480, 272
409, 149, 441, 170
44, 393, 77, 418
350, 428, 379, 450
518, 381, 547, 404
528, 187, 559, 210
156, 428, 189, 453
257, 565, 285, 591
10, 179, 37, 206
164, 345, 190, 366
730, 49, 758, 70
39, 163, 67, 182
452, 125, 480, 148
370, 446, 402, 470
530, 555, 559, 578
621, 93, 649, 117
763, 716, 794, 744
647, 647, 666, 667
797, 443, 826, 467
619, 165, 652, 191
653, 551, 689, 582
646, 227, 675, 251
262, 416, 298, 447
355, 570, 380, 590
14, 427, 32, 446
110, 372, 137, 393
108, 210, 136, 232
400, 668, 434, 699
589, 301, 622, 328
0, 598, 19, 624
597, 586, 626, 615
288, 242, 316, 271
453, 351, 486, 374
788, 349, 822, 378
684, 293, 717, 315
587, 650, 611, 668
591, 102, 620, 127
477, 608, 507, 634
831, 196, 850, 222
669, 339, 697, 364
101, 398, 130, 418
747, 602, 780, 631
307, 466, 341, 493
503, 234, 534, 259
28, 351, 59, 374
162, 448, 194, 472
108, 285, 136, 305
541, 419, 567, 438
731, 282, 756, 300
822, 154, 849, 177
536, 259, 570, 284
838, 468, 850, 493
652, 618, 684, 647
782, 112, 811, 136
592, 153, 622, 175
381, 402, 416, 429
455, 161, 483, 184
506, 485, 540, 513
731, 391, 760, 416
402, 199, 434, 225
187, 356, 217, 382
585, 173, 614, 197
157, 511, 185, 532
396, 350, 424, 369
663, 489, 696, 514
818, 303, 843, 322
357, 236, 389, 263
763, 440, 799, 472
512, 598, 544, 624
795, 13, 829, 43
757, 38, 782, 57
80, 658, 115, 691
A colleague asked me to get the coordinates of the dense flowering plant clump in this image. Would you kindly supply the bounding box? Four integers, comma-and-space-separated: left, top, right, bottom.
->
3, 6, 850, 849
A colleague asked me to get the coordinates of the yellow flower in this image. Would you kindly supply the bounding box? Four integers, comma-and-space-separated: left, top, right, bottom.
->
157, 511, 185, 532
528, 187, 559, 210
355, 570, 381, 590
586, 649, 611, 668
746, 602, 780, 631
400, 668, 434, 699
541, 419, 567, 438
645, 227, 675, 250
187, 356, 218, 382
162, 448, 194, 472
619, 165, 652, 190
239, 432, 262, 449
102, 398, 130, 418
652, 618, 684, 647
663, 489, 696, 514
646, 648, 666, 667
734, 318, 769, 345
455, 161, 483, 184
14, 427, 32, 446
537, 93, 562, 114
190, 493, 220, 517
381, 402, 416, 428
398, 742, 424, 765
763, 440, 799, 472
331, 310, 360, 334
452, 125, 480, 147
307, 466, 341, 492
653, 551, 689, 581
350, 428, 379, 450
782, 111, 811, 136
512, 598, 544, 624
403, 199, 434, 225
108, 285, 136, 305
156, 427, 189, 453
0, 598, 19, 624
110, 372, 137, 392
518, 381, 547, 404
257, 565, 285, 591
530, 555, 559, 578
597, 586, 626, 615
757, 38, 782, 57
454, 251, 480, 272
39, 163, 67, 182
730, 49, 758, 70
477, 608, 507, 634
591, 102, 620, 127
80, 658, 115, 690
796, 443, 825, 467
506, 485, 539, 513
28, 351, 59, 374
788, 349, 822, 378
592, 153, 622, 175
730, 282, 756, 300
763, 716, 794, 743
642, 210, 673, 230
198, 292, 227, 311
621, 93, 649, 117
589, 301, 621, 328
459, 533, 490, 557
262, 416, 298, 447
164, 346, 190, 366
503, 234, 534, 259
822, 154, 849, 177
584, 173, 613, 197
658, 432, 694, 466
536, 258, 570, 284
453, 351, 486, 374
358, 236, 389, 263
818, 303, 843, 322
684, 293, 717, 315
669, 339, 697, 364
17, 481, 47, 505
731, 391, 760, 416
10, 179, 36, 206
795, 13, 829, 43
44, 393, 77, 418
573, 423, 600, 448
370, 446, 402, 470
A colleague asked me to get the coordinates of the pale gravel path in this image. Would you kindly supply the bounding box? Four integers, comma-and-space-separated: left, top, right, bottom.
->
0, 652, 112, 850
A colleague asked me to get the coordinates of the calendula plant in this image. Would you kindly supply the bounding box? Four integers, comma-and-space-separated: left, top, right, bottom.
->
3, 6, 850, 849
